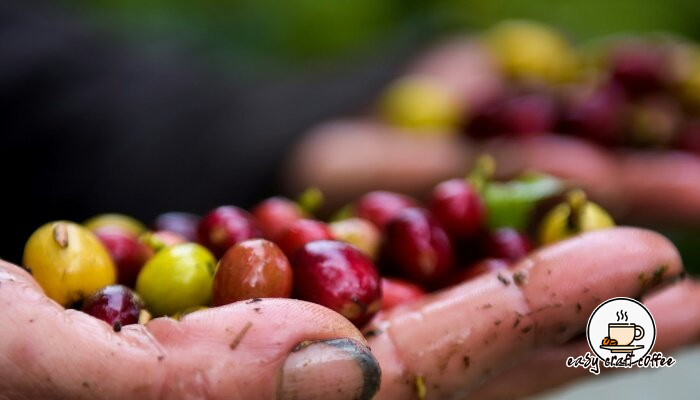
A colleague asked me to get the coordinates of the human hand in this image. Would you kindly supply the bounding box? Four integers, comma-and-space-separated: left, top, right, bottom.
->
1, 227, 695, 399
283, 38, 700, 228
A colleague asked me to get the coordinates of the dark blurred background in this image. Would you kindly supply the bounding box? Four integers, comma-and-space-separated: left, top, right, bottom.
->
3, 0, 700, 262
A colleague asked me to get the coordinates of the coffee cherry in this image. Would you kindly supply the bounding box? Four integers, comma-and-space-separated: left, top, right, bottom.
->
139, 230, 187, 253
95, 229, 152, 287
468, 91, 557, 137
277, 219, 334, 258
609, 41, 669, 96
539, 190, 615, 245
23, 221, 116, 306
84, 214, 146, 238
152, 212, 200, 242
486, 20, 576, 83
456, 258, 511, 283
560, 83, 626, 146
676, 120, 700, 155
356, 191, 418, 230
251, 197, 304, 242
626, 95, 681, 147
483, 228, 531, 262
678, 51, 700, 111
213, 239, 292, 306
379, 75, 461, 132
292, 240, 381, 327
501, 91, 558, 136
329, 218, 381, 260
197, 206, 262, 258
136, 243, 216, 316
383, 208, 455, 286
381, 278, 425, 311
81, 285, 144, 330
467, 98, 505, 138
429, 179, 485, 241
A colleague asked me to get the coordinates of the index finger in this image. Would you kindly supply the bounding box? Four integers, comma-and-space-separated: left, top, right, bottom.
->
366, 227, 683, 399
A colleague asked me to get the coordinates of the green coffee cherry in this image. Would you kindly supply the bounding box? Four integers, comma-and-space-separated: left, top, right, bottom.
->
136, 243, 215, 316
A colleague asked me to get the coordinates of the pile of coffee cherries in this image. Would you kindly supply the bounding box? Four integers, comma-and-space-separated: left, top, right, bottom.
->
22, 160, 614, 331
380, 20, 700, 154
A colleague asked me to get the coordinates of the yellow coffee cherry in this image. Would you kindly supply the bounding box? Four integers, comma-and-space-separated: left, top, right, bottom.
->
678, 47, 700, 111
329, 218, 381, 260
84, 213, 147, 237
379, 74, 461, 133
539, 190, 615, 245
485, 20, 577, 83
23, 221, 116, 306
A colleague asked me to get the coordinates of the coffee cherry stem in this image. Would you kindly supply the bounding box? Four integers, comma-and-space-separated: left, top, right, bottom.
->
565, 189, 588, 232
52, 223, 69, 248
467, 154, 496, 193
296, 187, 324, 217
330, 203, 355, 222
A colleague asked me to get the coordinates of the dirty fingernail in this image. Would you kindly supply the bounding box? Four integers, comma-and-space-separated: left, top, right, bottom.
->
279, 338, 381, 400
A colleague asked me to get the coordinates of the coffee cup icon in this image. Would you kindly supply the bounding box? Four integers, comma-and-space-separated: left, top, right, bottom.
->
589, 298, 656, 360
608, 322, 644, 346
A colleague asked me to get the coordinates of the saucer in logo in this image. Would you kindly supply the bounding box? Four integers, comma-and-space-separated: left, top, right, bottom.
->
586, 297, 656, 364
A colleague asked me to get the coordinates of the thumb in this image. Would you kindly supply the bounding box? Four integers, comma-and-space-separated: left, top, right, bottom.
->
0, 261, 380, 400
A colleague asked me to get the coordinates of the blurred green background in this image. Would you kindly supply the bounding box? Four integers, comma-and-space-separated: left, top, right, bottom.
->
66, 0, 700, 272
69, 0, 700, 76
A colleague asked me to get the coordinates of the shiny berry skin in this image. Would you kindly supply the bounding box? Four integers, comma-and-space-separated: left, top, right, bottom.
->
251, 197, 304, 242
383, 208, 455, 286
197, 206, 262, 258
277, 219, 333, 258
292, 240, 382, 328
23, 221, 116, 307
560, 84, 626, 146
213, 239, 293, 306
429, 179, 486, 241
380, 278, 425, 311
483, 228, 532, 262
81, 285, 144, 330
610, 42, 668, 96
356, 191, 417, 230
95, 228, 153, 287
136, 243, 216, 316
455, 258, 511, 283
152, 212, 200, 242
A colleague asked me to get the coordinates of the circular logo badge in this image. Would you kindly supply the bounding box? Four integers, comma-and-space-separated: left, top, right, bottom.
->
586, 297, 656, 364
